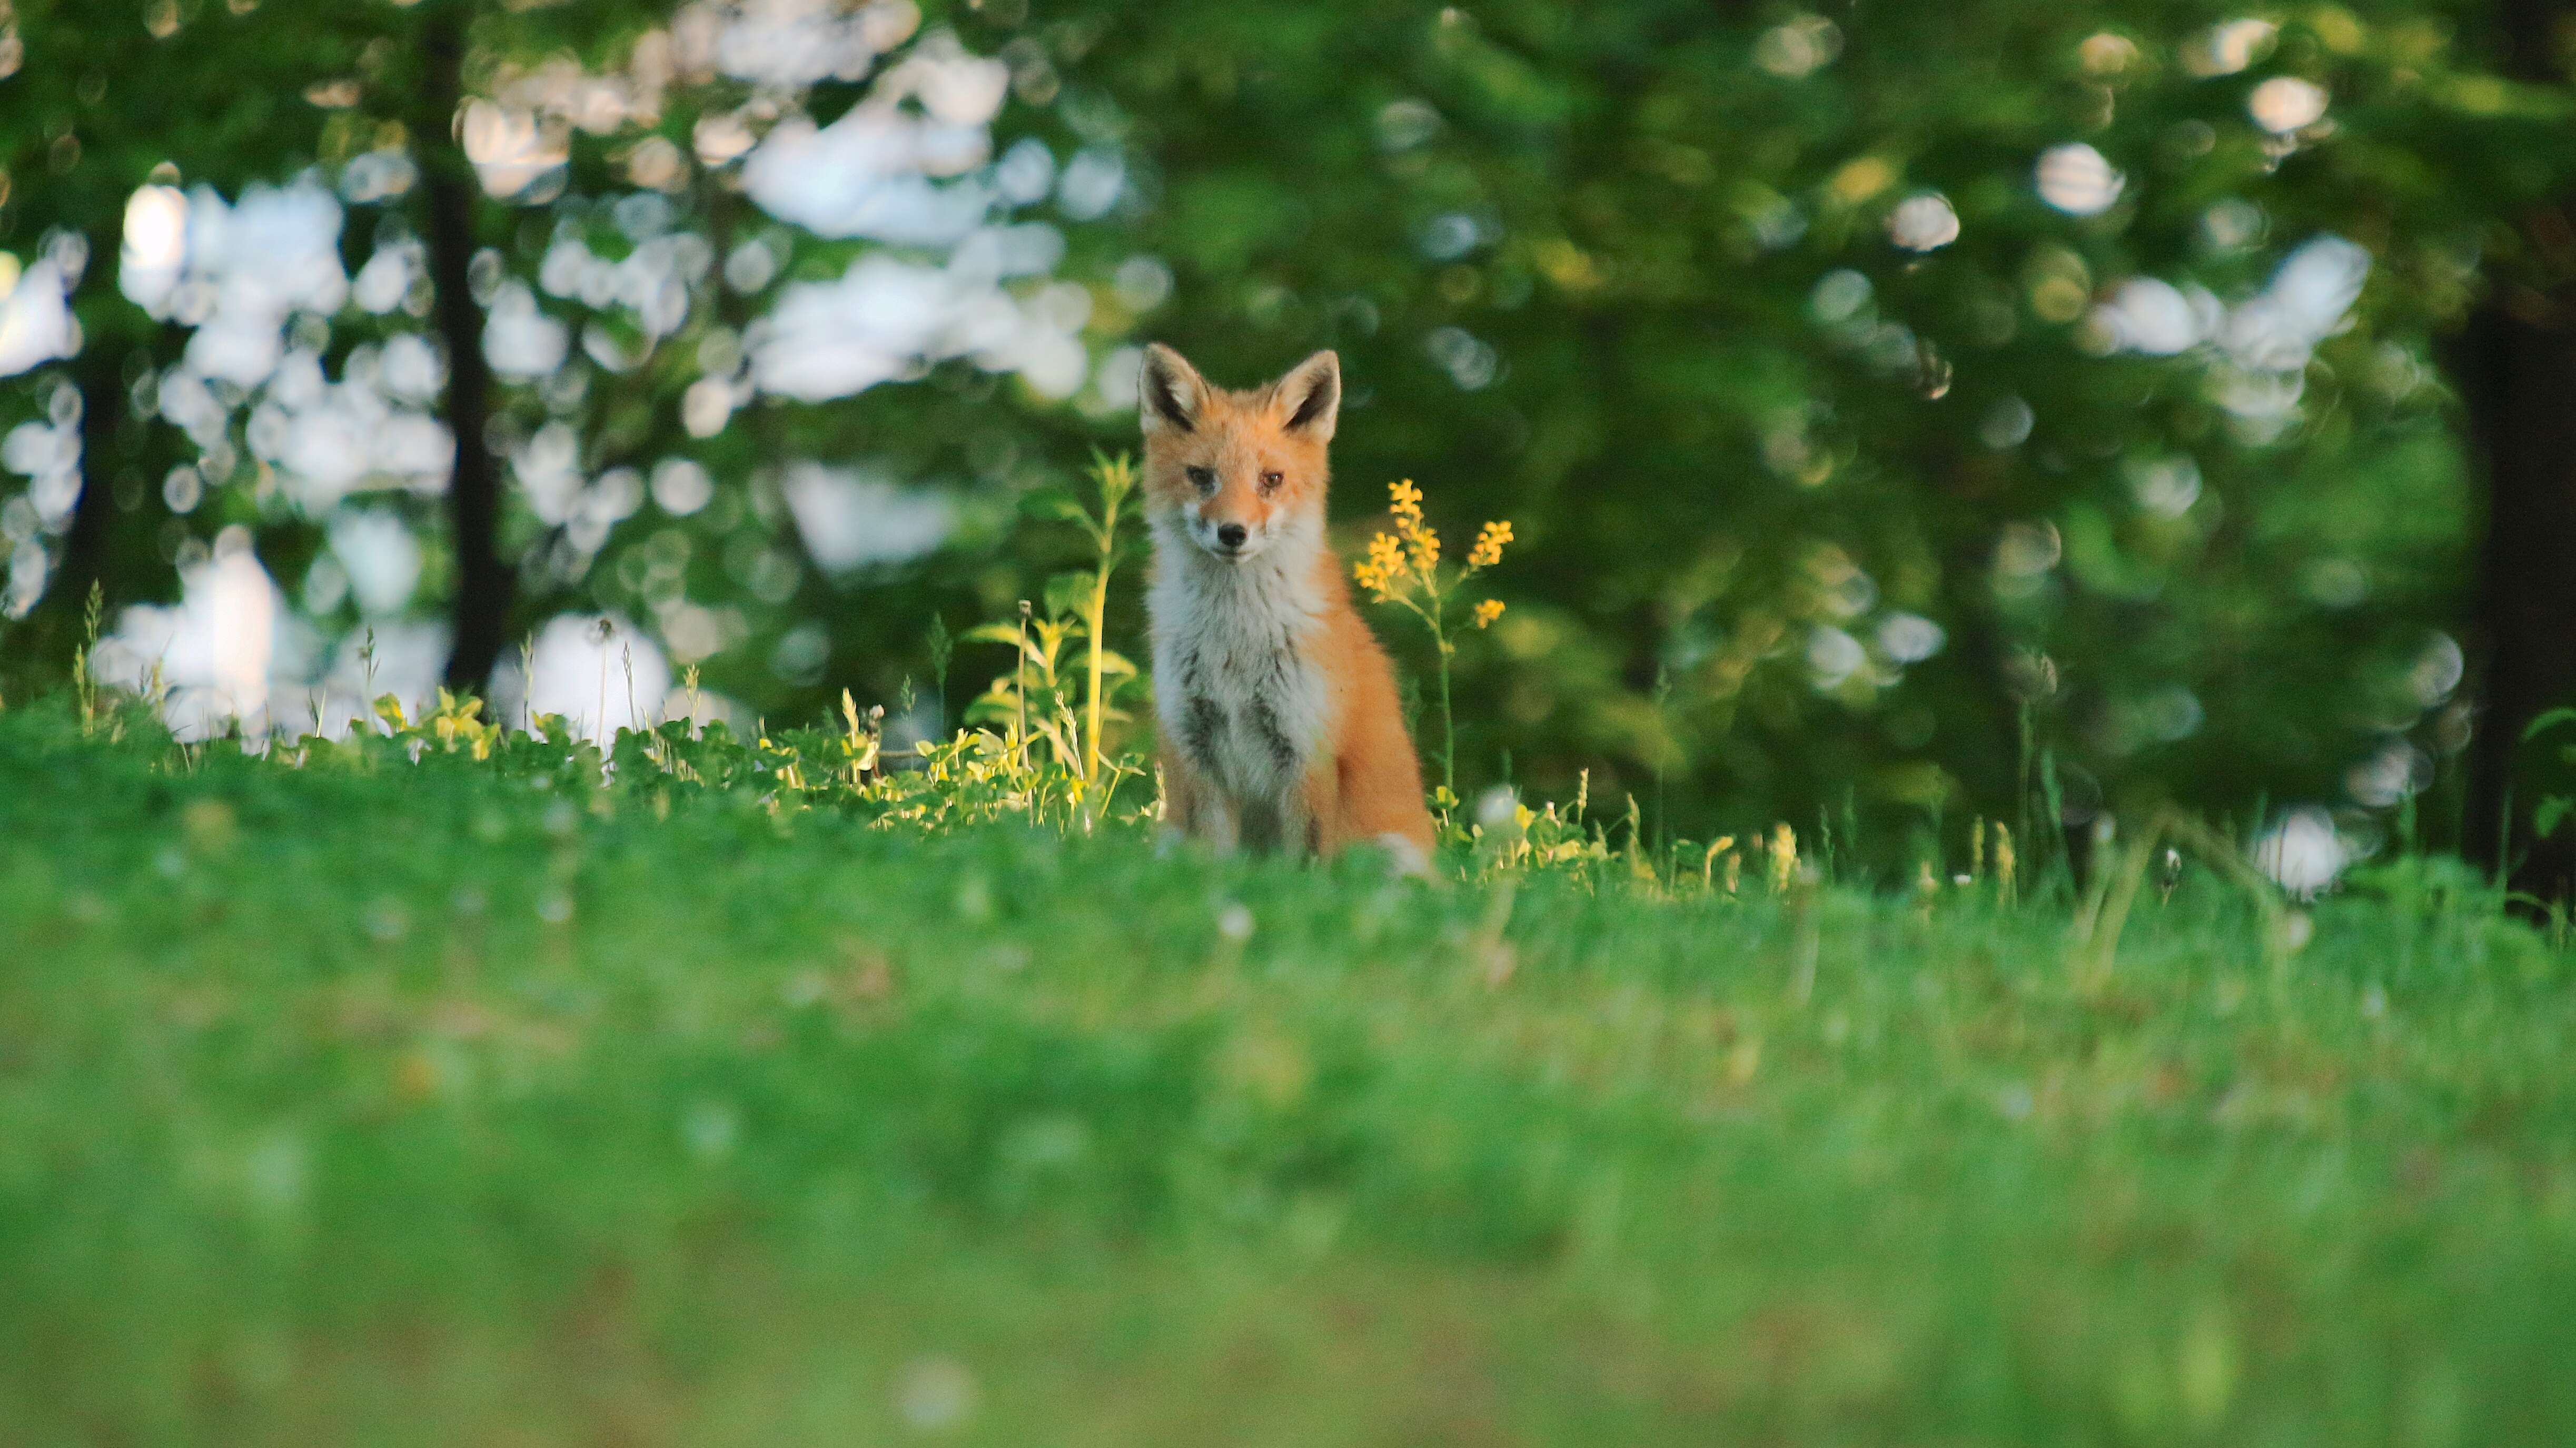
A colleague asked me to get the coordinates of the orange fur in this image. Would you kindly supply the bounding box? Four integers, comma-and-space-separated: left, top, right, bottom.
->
1138, 344, 1435, 865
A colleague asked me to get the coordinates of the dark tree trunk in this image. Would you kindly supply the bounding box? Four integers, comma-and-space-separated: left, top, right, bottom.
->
57, 321, 124, 626
16, 223, 137, 670
421, 3, 513, 693
2460, 0, 2576, 897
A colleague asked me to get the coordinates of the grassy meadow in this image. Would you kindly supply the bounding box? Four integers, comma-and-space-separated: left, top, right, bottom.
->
2, 695, 2572, 1446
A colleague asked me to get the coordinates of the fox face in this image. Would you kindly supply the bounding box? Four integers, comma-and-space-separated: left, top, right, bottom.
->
1137, 344, 1341, 564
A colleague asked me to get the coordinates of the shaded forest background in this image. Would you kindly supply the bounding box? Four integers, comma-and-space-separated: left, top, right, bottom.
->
3, 0, 2575, 884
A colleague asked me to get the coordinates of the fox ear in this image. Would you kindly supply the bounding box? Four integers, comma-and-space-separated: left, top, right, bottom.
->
1139, 344, 1210, 435
1272, 350, 1340, 442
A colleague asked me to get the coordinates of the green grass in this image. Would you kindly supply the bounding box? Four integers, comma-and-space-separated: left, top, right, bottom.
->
3, 698, 2573, 1446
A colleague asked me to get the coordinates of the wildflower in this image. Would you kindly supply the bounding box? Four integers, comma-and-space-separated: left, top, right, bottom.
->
1402, 514, 1440, 572
1351, 475, 1521, 799
1376, 482, 1437, 570
1353, 530, 1406, 600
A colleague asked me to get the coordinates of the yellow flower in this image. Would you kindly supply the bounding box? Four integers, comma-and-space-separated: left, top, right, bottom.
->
1468, 520, 1513, 570
1384, 481, 1439, 569
1404, 522, 1440, 572
1472, 599, 1504, 629
1354, 530, 1406, 600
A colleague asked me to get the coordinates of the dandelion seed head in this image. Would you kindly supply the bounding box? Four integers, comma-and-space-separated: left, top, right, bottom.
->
1216, 902, 1254, 942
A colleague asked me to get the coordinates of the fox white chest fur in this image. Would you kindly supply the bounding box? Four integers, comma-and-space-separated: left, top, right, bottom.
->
1148, 511, 1333, 846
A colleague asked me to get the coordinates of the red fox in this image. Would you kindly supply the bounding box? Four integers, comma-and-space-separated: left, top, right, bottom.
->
1138, 344, 1436, 869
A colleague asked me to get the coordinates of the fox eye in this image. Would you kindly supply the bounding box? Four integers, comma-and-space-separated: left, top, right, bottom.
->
1185, 465, 1216, 494
1259, 470, 1284, 493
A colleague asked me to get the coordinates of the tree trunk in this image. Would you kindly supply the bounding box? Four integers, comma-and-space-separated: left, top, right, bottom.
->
14, 223, 137, 670
57, 319, 124, 626
2461, 0, 2576, 897
421, 2, 513, 693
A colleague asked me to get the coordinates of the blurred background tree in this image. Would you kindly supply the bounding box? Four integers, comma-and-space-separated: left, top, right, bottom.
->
0, 0, 369, 659
2, 0, 2572, 884
2457, 0, 2576, 894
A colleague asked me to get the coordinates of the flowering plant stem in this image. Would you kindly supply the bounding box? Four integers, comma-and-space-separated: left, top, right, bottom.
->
1073, 452, 1137, 791
1353, 480, 1513, 803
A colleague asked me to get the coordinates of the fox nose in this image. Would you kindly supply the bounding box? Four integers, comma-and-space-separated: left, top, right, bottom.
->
1216, 523, 1247, 550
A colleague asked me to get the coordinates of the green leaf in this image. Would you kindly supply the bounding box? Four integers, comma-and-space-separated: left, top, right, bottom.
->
1044, 572, 1093, 620
2538, 797, 2573, 839
2524, 709, 2576, 742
